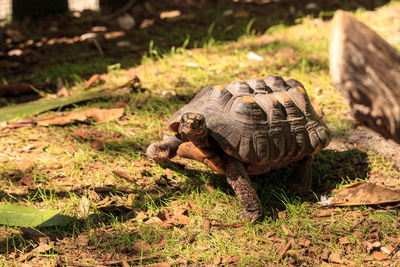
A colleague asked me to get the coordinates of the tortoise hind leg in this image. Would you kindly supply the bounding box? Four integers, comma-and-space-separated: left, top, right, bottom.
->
226, 157, 262, 221
146, 135, 183, 162
286, 155, 314, 195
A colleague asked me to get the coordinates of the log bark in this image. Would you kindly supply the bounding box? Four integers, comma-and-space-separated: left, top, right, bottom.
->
329, 10, 400, 144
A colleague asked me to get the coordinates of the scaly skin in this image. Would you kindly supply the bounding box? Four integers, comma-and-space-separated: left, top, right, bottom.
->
226, 157, 262, 221
146, 135, 183, 162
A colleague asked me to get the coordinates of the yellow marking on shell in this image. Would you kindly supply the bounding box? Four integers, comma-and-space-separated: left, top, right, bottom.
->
242, 95, 256, 103
268, 95, 279, 103
186, 119, 194, 123
296, 86, 306, 95
277, 92, 291, 102
213, 85, 224, 91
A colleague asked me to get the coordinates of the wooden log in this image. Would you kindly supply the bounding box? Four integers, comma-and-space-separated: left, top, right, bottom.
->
329, 10, 400, 144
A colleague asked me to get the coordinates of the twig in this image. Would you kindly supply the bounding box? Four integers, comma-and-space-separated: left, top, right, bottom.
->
349, 216, 365, 231
277, 238, 295, 261
389, 241, 400, 257
112, 170, 136, 183
211, 223, 245, 228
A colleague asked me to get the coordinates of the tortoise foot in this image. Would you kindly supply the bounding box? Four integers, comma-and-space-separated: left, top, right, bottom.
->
239, 209, 262, 222
146, 135, 183, 162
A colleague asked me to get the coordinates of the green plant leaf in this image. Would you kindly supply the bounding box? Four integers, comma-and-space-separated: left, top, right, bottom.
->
0, 204, 72, 227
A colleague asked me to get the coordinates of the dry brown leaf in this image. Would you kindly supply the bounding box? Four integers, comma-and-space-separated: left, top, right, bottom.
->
277, 238, 295, 261
221, 255, 240, 264
165, 168, 173, 179
203, 219, 211, 231
362, 240, 374, 253
132, 240, 152, 253
339, 236, 351, 244
281, 224, 294, 236
18, 175, 34, 185
332, 182, 400, 206
188, 201, 196, 210
321, 248, 330, 260
329, 252, 344, 264
78, 196, 90, 219
298, 238, 311, 247
37, 107, 124, 126
278, 210, 287, 220
373, 251, 389, 261
314, 209, 335, 217
85, 74, 100, 89
112, 170, 136, 183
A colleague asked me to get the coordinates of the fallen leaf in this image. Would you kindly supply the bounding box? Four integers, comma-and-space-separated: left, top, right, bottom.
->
331, 182, 400, 206
278, 210, 287, 219
105, 31, 126, 39
321, 248, 330, 260
145, 217, 163, 225
112, 170, 137, 182
91, 140, 104, 151
247, 51, 263, 61
381, 246, 392, 254
329, 252, 344, 264
373, 251, 389, 261
187, 201, 196, 210
221, 255, 240, 264
160, 10, 181, 19
203, 219, 211, 231
85, 74, 100, 89
155, 236, 166, 249
37, 107, 124, 126
298, 238, 311, 247
18, 175, 34, 185
165, 168, 173, 179
140, 19, 155, 28
314, 209, 335, 217
17, 242, 53, 262
277, 238, 295, 261
372, 241, 382, 249
281, 224, 294, 236
78, 196, 90, 219
339, 236, 351, 244
186, 232, 198, 244
132, 240, 152, 253
362, 240, 374, 253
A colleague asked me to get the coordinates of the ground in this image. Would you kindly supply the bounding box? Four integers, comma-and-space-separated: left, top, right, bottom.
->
1, 0, 400, 266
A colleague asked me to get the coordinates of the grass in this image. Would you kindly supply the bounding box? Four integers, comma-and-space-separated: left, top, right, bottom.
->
1, 1, 400, 265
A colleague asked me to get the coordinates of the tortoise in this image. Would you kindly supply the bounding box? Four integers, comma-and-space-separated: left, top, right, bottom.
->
146, 75, 330, 220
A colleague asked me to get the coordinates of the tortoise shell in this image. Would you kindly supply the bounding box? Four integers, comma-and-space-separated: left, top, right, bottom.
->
168, 75, 330, 173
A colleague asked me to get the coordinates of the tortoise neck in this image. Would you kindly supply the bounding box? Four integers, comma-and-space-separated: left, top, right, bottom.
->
180, 130, 210, 148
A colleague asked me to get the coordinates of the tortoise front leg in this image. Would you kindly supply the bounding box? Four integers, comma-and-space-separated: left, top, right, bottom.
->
146, 135, 184, 162
286, 155, 313, 195
226, 157, 262, 221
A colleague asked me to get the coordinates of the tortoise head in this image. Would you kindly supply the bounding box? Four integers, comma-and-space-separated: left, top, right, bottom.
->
178, 113, 208, 140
